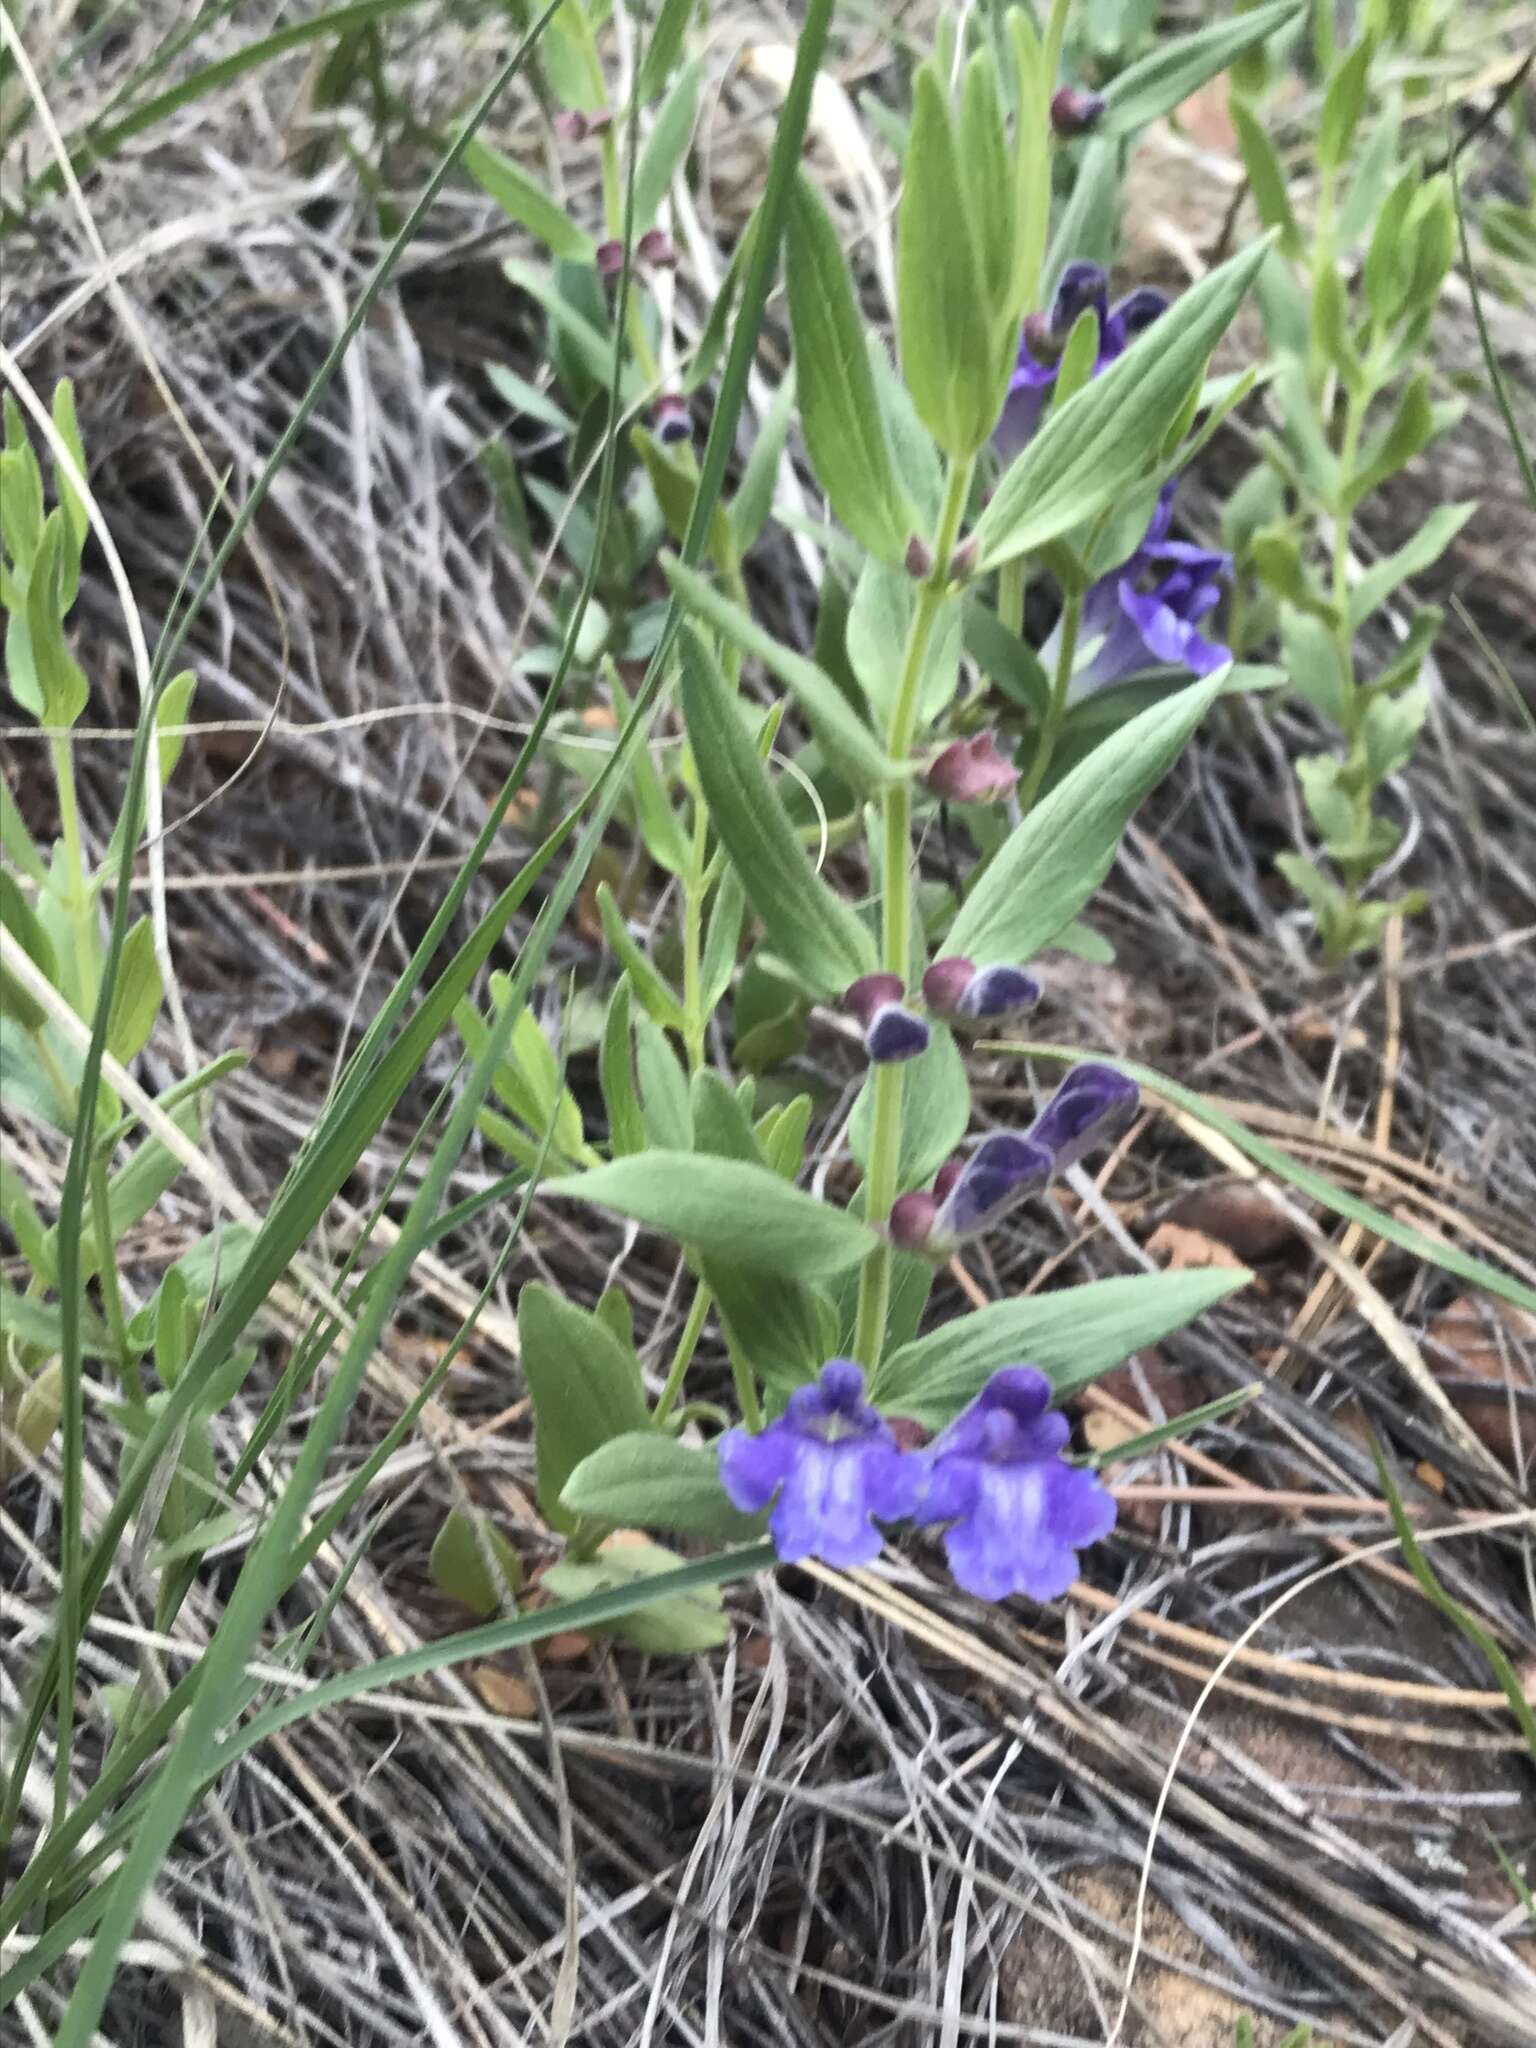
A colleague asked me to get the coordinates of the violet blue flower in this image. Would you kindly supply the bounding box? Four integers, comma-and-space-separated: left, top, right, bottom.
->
925, 732, 1018, 803
913, 1366, 1116, 1600
653, 394, 692, 445
1052, 480, 1232, 700
922, 957, 1041, 1026
933, 1133, 1053, 1242
866, 1005, 930, 1064
1023, 1063, 1138, 1171
994, 264, 1169, 464
717, 1360, 922, 1566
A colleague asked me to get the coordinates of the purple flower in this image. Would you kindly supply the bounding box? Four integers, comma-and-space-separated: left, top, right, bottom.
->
1056, 481, 1232, 699
637, 227, 679, 269
933, 1133, 1053, 1242
717, 1360, 922, 1567
595, 238, 624, 279
925, 732, 1018, 803
653, 394, 692, 445
1023, 1063, 1138, 1171
994, 265, 1169, 464
866, 1004, 930, 1064
913, 1367, 1116, 1600
922, 957, 1041, 1025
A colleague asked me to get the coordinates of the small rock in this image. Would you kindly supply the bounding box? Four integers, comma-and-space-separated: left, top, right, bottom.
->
1425, 1293, 1535, 1468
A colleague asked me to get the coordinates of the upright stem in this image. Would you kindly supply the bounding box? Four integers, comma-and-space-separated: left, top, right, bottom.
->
652, 1279, 712, 1426
89, 1154, 142, 1406
852, 456, 974, 1371
49, 734, 97, 1010
1014, 584, 1083, 815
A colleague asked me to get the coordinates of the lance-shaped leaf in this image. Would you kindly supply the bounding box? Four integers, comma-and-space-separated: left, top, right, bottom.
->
945, 672, 1224, 965
518, 1284, 650, 1534
786, 174, 913, 560
461, 135, 593, 260
973, 238, 1273, 573
1098, 0, 1304, 138
562, 1433, 766, 1541
678, 625, 877, 996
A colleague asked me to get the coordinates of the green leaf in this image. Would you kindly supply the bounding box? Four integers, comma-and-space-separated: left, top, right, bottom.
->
1042, 137, 1122, 302
958, 48, 1014, 319
1348, 503, 1472, 629
1280, 604, 1349, 721
848, 557, 961, 730
104, 917, 162, 1064
635, 58, 701, 229
561, 1433, 765, 1540
690, 1067, 760, 1161
50, 379, 89, 602
897, 66, 1001, 459
639, 0, 697, 100
542, 1539, 730, 1652
945, 672, 1224, 964
634, 1009, 692, 1149
706, 1255, 835, 1396
0, 1284, 114, 1360
460, 134, 593, 260
1343, 372, 1434, 510
1317, 38, 1374, 178
1099, 0, 1304, 136
599, 980, 646, 1157
873, 1268, 1251, 1424
0, 779, 47, 888
963, 599, 1050, 719
517, 1283, 650, 1535
1359, 680, 1426, 787
605, 665, 689, 875
429, 1508, 523, 1617
1230, 97, 1301, 258
597, 882, 685, 1032
0, 871, 57, 1033
544, 1152, 878, 1277
633, 426, 736, 569
679, 626, 876, 997
974, 238, 1273, 572
22, 513, 89, 726
848, 1025, 970, 1193
786, 175, 913, 560
1006, 9, 1051, 311
699, 864, 745, 1013
663, 554, 902, 792
731, 369, 797, 556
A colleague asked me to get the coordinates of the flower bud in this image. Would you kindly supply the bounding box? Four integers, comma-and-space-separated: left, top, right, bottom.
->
904, 534, 934, 581
921, 956, 978, 1014
948, 536, 978, 583
865, 1005, 931, 1065
637, 227, 679, 269
1024, 1063, 1138, 1173
842, 973, 905, 1027
1050, 86, 1107, 138
889, 1190, 938, 1250
934, 1134, 1052, 1241
925, 732, 1018, 803
957, 964, 1041, 1023
1021, 310, 1064, 365
554, 110, 590, 142
932, 1157, 965, 1202
595, 238, 625, 279
652, 394, 691, 445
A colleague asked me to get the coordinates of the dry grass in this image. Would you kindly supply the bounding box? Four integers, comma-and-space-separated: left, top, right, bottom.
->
3, 6, 1535, 2044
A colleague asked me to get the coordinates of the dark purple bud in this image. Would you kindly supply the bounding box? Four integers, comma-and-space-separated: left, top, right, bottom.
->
934, 1134, 1053, 1241
866, 1004, 931, 1064
595, 238, 625, 279
1049, 261, 1110, 339
925, 732, 1018, 803
932, 1156, 965, 1203
554, 110, 590, 142
1021, 309, 1064, 365
889, 1190, 938, 1250
1024, 1063, 1139, 1172
957, 965, 1042, 1023
843, 973, 905, 1027
1050, 86, 1107, 138
637, 227, 679, 269
653, 394, 691, 445
922, 956, 977, 1014
905, 534, 934, 580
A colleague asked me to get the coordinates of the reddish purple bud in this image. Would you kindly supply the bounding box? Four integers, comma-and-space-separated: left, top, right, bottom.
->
957, 964, 1042, 1023
653, 394, 691, 445
554, 110, 590, 142
843, 973, 905, 1027
889, 1190, 938, 1250
595, 238, 625, 279
922, 956, 978, 1013
905, 534, 934, 580
585, 108, 613, 135
1051, 86, 1107, 138
948, 536, 978, 582
1022, 310, 1064, 364
925, 732, 1018, 803
866, 1005, 931, 1064
637, 227, 679, 269
932, 1157, 965, 1203
887, 1414, 931, 1452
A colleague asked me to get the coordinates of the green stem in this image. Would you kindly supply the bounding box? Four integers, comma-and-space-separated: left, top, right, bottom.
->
681, 801, 710, 1072
1014, 583, 1083, 815
652, 1280, 712, 1427
851, 455, 974, 1371
599, 127, 661, 389
49, 734, 97, 1011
